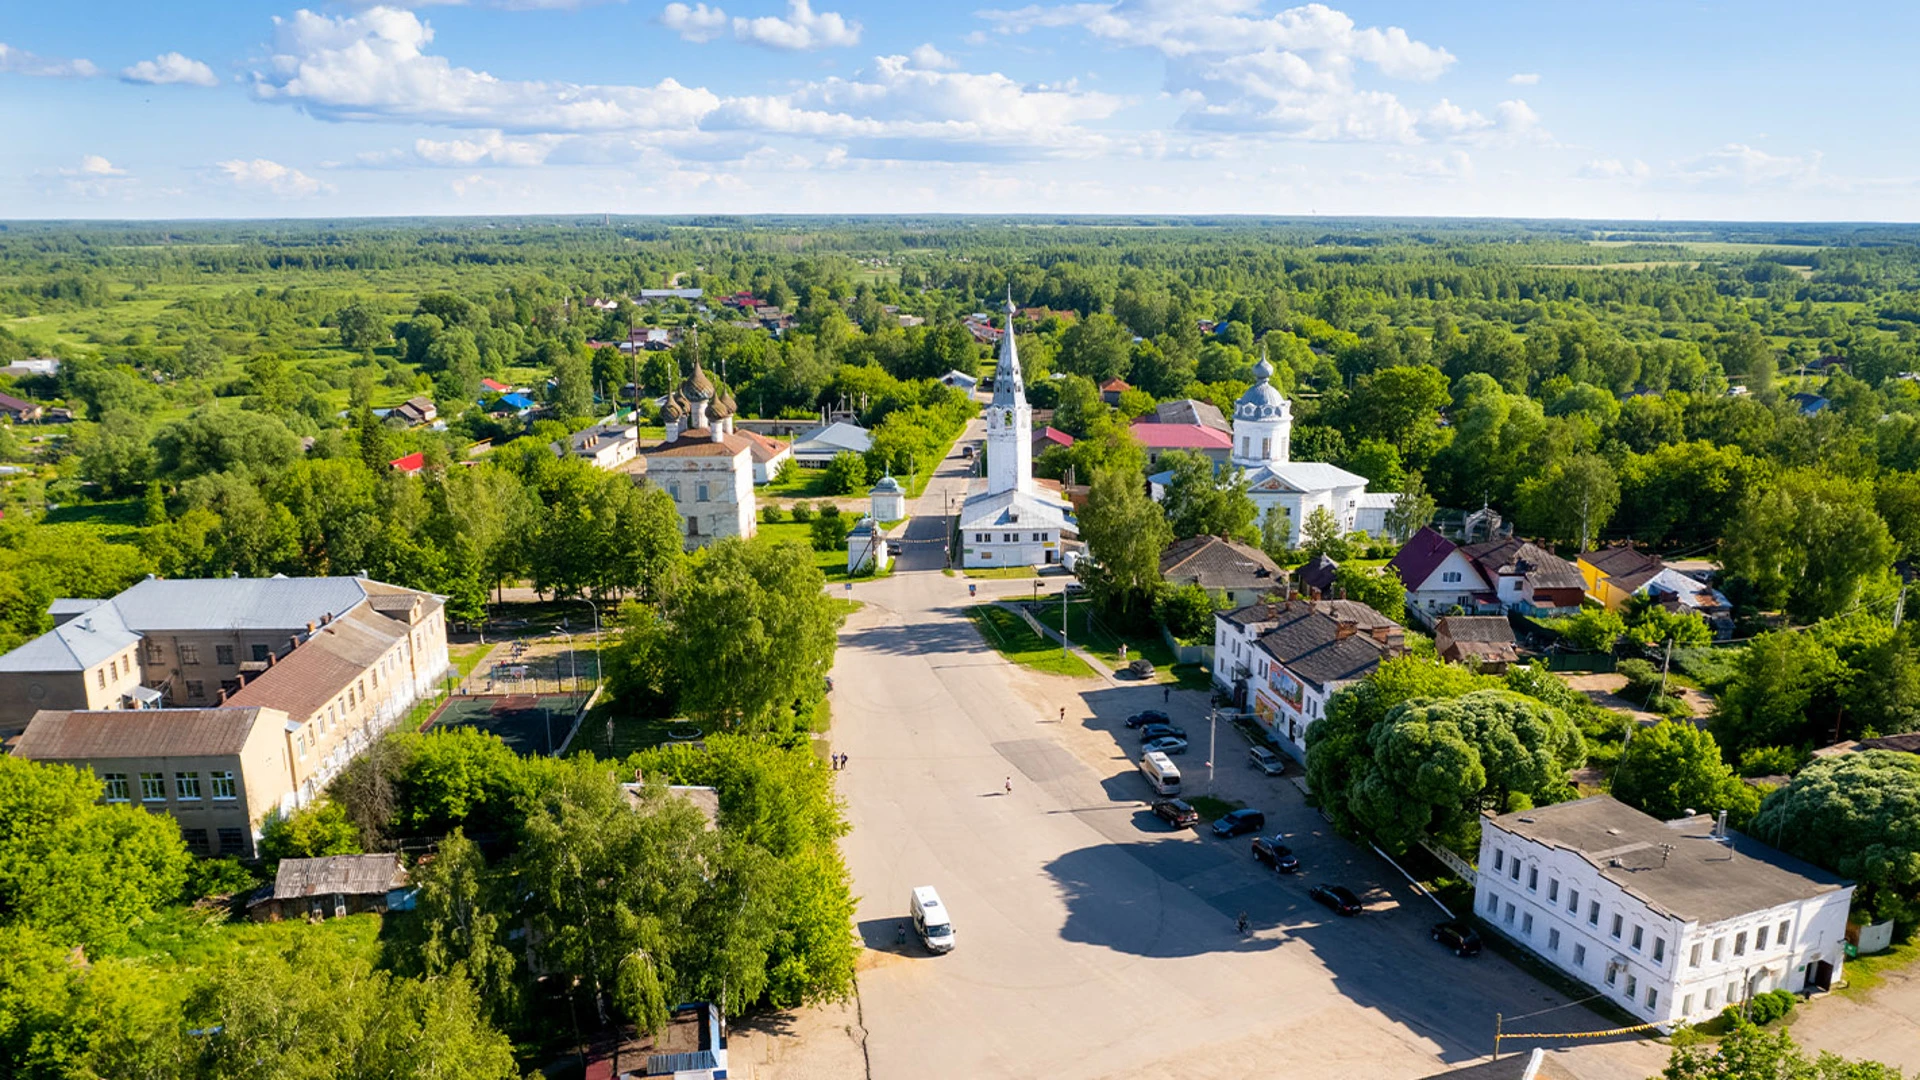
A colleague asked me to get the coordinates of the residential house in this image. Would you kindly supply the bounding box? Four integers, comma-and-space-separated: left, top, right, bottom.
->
1460, 537, 1587, 616
389, 452, 426, 475
1212, 598, 1406, 761
247, 854, 412, 921
480, 377, 513, 394
1811, 734, 1920, 760
646, 362, 757, 549
390, 396, 438, 427
637, 288, 703, 302
1099, 377, 1132, 405
489, 392, 536, 416
940, 369, 978, 392
1433, 615, 1521, 671
1159, 535, 1287, 609
1390, 526, 1491, 617
1031, 425, 1074, 461
11, 706, 294, 859
789, 420, 872, 467
0, 391, 43, 423
556, 420, 641, 471
1133, 422, 1234, 469
601, 1001, 728, 1080
1478, 796, 1854, 1030
1295, 554, 1338, 599
737, 429, 792, 484
1579, 545, 1734, 636
1788, 392, 1830, 416
1152, 398, 1230, 433
0, 357, 59, 380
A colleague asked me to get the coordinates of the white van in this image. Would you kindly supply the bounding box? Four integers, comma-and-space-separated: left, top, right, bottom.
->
911, 886, 955, 953
1140, 750, 1182, 796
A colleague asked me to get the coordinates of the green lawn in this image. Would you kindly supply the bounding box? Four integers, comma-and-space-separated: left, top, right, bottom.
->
754, 519, 888, 584
1839, 928, 1920, 997
963, 566, 1041, 579
765, 466, 835, 500
968, 605, 1099, 679
1031, 599, 1184, 684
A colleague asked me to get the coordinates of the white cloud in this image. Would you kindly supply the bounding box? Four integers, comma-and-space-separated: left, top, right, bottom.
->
663, 1, 862, 50
1577, 158, 1650, 181
1390, 149, 1473, 180
122, 51, 219, 87
412, 131, 567, 166
978, 1, 1470, 142
73, 155, 126, 176
660, 2, 731, 42
253, 7, 720, 132
1507, 72, 1539, 85
217, 158, 332, 196
708, 50, 1122, 155
1669, 143, 1823, 189
0, 42, 98, 78
911, 43, 960, 70
733, 0, 861, 49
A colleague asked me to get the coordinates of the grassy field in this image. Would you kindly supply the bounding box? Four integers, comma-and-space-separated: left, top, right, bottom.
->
968, 604, 1098, 679
752, 519, 891, 584
1030, 598, 1189, 685
964, 566, 1042, 579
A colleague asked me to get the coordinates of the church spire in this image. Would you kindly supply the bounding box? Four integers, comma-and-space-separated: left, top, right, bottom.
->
992, 287, 1024, 403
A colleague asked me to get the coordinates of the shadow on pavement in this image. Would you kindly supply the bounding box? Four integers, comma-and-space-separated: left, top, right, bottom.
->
856, 916, 930, 956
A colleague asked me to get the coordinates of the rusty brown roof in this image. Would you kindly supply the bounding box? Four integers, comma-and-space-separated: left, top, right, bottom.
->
643, 428, 755, 458
225, 608, 405, 721
13, 706, 285, 760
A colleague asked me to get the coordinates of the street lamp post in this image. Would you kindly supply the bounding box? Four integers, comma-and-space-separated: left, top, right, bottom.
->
552, 628, 576, 694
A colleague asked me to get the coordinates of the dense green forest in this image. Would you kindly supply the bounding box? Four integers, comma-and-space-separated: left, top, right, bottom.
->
6, 215, 1920, 1072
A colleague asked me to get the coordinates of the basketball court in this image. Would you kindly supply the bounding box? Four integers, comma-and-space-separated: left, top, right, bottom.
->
425, 692, 589, 756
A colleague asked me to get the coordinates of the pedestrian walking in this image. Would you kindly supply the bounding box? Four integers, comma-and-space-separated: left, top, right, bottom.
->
841, 753, 850, 770
1163, 685, 1170, 703
1059, 706, 1066, 723
1004, 776, 1012, 794
1236, 911, 1249, 935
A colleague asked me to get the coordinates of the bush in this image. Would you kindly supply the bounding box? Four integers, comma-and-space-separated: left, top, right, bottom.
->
823, 451, 867, 495
1617, 658, 1661, 700
1739, 745, 1805, 777
1561, 607, 1626, 653
1723, 989, 1796, 1027
810, 505, 849, 551
760, 503, 785, 524
789, 501, 814, 522
184, 856, 260, 901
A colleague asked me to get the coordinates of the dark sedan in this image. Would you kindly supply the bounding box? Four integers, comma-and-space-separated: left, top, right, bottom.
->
1251, 836, 1299, 873
1125, 710, 1172, 729
1138, 723, 1187, 743
1431, 921, 1482, 956
1211, 808, 1266, 838
1152, 798, 1200, 828
1309, 884, 1363, 916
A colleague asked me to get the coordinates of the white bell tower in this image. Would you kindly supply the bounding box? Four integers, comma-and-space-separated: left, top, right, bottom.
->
985, 292, 1031, 496
1231, 349, 1292, 469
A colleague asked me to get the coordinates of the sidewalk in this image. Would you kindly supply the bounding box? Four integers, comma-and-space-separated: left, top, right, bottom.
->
993, 599, 1118, 686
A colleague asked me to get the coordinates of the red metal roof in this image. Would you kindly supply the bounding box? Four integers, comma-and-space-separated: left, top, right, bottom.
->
389, 452, 426, 473
1129, 421, 1230, 450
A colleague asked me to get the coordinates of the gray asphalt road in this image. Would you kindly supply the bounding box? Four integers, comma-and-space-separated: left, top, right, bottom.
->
825, 425, 1666, 1080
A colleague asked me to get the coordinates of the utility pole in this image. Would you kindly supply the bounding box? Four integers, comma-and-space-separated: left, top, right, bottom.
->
1580, 490, 1592, 554
1208, 707, 1217, 788
1895, 579, 1911, 631
1061, 581, 1069, 658
1658, 635, 1674, 699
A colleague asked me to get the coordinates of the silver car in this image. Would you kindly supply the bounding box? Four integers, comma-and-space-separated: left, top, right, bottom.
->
1248, 746, 1285, 776
1143, 736, 1189, 756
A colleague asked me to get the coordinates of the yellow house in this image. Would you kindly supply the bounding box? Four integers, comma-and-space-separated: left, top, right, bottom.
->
1577, 546, 1664, 612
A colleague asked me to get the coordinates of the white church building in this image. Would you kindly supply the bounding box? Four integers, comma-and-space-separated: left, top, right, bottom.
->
960, 297, 1076, 568
1201, 354, 1398, 546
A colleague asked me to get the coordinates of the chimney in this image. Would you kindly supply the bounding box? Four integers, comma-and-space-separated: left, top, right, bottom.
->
288, 635, 300, 653
215, 688, 228, 704
1715, 810, 1729, 838
321, 612, 332, 626
1334, 620, 1356, 641
234, 672, 246, 688
307, 621, 316, 635
633, 768, 644, 784
1369, 624, 1393, 644
267, 652, 276, 668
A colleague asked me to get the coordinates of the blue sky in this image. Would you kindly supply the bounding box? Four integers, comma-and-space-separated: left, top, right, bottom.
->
4, 1, 1916, 220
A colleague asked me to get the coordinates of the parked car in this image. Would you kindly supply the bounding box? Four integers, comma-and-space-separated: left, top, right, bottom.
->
1138, 723, 1187, 742
1211, 808, 1266, 838
1309, 884, 1363, 916
1142, 736, 1189, 756
1431, 921, 1482, 957
1251, 836, 1299, 873
1125, 710, 1172, 729
1064, 581, 1087, 594
1248, 746, 1285, 776
1127, 658, 1156, 679
1151, 798, 1200, 828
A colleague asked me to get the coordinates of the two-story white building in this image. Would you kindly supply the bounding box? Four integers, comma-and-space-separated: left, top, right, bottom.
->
1212, 598, 1406, 761
1477, 797, 1854, 1031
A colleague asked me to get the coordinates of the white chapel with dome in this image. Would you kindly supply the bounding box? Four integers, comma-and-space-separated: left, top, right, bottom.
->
959, 296, 1076, 568
1218, 353, 1399, 545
